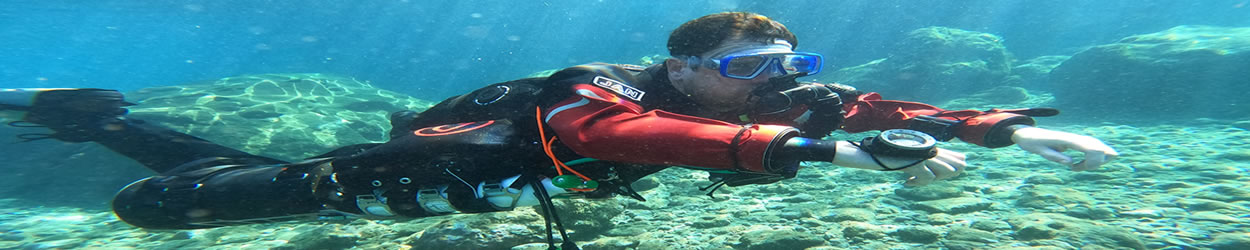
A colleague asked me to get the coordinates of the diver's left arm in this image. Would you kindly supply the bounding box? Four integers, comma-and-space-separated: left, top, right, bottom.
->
838, 92, 1118, 170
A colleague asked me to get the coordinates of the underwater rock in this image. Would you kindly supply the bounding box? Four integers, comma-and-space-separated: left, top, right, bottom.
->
937, 86, 1055, 111
577, 236, 638, 249
553, 199, 625, 235
1049, 25, 1250, 119
410, 220, 543, 249
276, 225, 360, 250
690, 214, 731, 229
970, 219, 1012, 231
840, 221, 889, 241
1014, 186, 1094, 209
736, 228, 826, 250
404, 210, 550, 249
629, 177, 661, 192
1011, 55, 1070, 88
893, 184, 966, 201
1007, 213, 1145, 250
891, 226, 942, 243
914, 197, 994, 214
1117, 207, 1187, 219
126, 73, 434, 160
0, 240, 21, 249
1022, 175, 1065, 185
923, 213, 956, 225
31, 238, 85, 249
942, 240, 989, 250
1069, 172, 1115, 181
1210, 233, 1250, 250
818, 208, 875, 222
826, 26, 1013, 104
781, 193, 817, 203
944, 227, 1000, 243
1189, 211, 1243, 223
1062, 205, 1117, 220
1179, 198, 1245, 212
1191, 184, 1250, 202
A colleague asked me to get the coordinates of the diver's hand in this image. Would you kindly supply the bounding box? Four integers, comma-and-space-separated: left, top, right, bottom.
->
1011, 127, 1118, 171
832, 141, 967, 186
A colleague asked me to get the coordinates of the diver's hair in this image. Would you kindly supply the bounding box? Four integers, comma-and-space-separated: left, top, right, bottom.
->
667, 12, 798, 57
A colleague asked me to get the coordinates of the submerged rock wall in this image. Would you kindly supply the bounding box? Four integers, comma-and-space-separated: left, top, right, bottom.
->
1048, 25, 1250, 120
826, 27, 1014, 104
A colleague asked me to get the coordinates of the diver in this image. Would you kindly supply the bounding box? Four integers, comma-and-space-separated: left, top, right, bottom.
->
0, 12, 1116, 249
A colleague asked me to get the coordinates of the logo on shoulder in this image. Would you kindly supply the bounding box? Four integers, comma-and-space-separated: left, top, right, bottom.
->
617, 64, 646, 72
592, 76, 645, 101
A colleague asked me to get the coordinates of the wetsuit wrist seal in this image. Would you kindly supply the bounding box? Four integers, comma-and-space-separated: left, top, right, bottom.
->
776, 137, 837, 163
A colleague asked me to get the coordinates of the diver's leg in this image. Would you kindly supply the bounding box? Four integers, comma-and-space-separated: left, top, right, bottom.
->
88, 119, 287, 172
2, 88, 285, 173
111, 118, 564, 229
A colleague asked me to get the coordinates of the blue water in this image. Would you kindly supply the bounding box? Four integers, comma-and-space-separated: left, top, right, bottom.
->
3, 0, 1246, 101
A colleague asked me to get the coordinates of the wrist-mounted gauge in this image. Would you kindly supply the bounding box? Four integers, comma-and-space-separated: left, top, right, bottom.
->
860, 129, 938, 158
851, 129, 940, 171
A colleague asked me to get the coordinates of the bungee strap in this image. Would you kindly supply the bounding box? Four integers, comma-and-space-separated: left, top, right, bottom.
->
535, 107, 595, 191
532, 176, 579, 250
533, 106, 582, 250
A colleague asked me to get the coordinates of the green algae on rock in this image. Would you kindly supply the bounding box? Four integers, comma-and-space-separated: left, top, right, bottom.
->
126, 73, 435, 160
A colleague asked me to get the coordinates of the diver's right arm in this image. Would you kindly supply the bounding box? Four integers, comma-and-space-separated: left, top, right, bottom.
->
828, 140, 967, 186
778, 137, 967, 187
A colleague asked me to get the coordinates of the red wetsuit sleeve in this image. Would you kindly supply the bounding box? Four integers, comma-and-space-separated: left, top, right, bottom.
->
544, 84, 799, 173
840, 92, 1035, 148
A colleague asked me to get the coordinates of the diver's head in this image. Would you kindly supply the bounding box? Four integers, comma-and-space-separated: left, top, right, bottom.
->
666, 12, 797, 58
663, 12, 821, 113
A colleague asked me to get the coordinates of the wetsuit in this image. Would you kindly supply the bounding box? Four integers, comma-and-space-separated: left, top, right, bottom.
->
97, 62, 1035, 229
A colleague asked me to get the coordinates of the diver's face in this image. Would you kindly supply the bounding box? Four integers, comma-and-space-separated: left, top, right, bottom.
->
668, 40, 788, 113
681, 62, 769, 113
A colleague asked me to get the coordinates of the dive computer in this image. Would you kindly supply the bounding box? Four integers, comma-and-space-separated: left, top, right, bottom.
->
860, 129, 938, 159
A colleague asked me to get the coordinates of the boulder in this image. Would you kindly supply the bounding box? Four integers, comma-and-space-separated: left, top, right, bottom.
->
827, 27, 1013, 104
1007, 213, 1145, 250
1048, 25, 1250, 119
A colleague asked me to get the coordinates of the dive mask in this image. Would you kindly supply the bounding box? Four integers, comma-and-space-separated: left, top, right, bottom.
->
687, 43, 824, 80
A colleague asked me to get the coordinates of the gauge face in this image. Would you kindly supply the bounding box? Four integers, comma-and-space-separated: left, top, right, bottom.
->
881, 129, 936, 150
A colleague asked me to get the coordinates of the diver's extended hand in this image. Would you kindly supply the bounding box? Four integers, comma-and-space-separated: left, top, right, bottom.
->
1011, 126, 1118, 171
832, 141, 967, 186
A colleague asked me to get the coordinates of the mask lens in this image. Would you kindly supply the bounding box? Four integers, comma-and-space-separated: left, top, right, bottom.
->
781, 54, 822, 75
724, 55, 767, 78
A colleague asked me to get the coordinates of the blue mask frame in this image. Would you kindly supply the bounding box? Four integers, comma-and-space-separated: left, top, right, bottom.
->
689, 52, 824, 80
